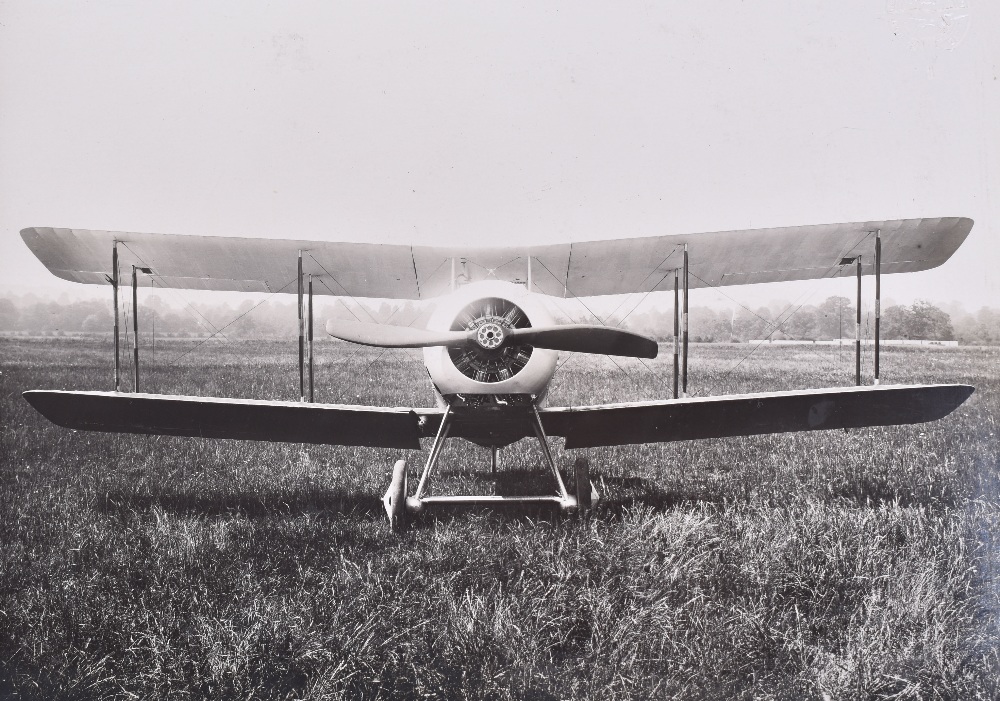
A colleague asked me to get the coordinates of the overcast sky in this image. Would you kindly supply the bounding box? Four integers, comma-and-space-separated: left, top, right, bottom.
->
1, 1, 997, 313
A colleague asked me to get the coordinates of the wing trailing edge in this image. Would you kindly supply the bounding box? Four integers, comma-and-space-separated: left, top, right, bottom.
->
540, 384, 974, 448
23, 390, 430, 449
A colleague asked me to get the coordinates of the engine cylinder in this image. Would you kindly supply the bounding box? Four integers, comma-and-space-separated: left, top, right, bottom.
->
423, 281, 557, 396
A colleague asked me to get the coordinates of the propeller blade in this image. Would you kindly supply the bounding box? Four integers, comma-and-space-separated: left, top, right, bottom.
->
328, 318, 658, 358
506, 325, 659, 359
326, 319, 468, 348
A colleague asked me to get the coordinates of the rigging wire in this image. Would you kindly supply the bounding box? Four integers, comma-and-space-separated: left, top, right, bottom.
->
306, 252, 381, 323
314, 274, 428, 399
601, 249, 679, 327
531, 256, 669, 394
541, 256, 676, 392
119, 243, 233, 343
166, 277, 297, 365
534, 245, 859, 398
315, 278, 423, 354
682, 225, 878, 392
709, 263, 852, 391
117, 242, 263, 368
309, 251, 434, 395
462, 255, 526, 277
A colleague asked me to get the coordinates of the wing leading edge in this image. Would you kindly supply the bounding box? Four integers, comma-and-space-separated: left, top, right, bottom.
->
24, 384, 973, 450
23, 391, 431, 450
22, 217, 972, 300
539, 384, 974, 448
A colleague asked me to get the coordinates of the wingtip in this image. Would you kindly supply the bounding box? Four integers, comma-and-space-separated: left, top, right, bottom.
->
925, 383, 975, 422
22, 389, 69, 426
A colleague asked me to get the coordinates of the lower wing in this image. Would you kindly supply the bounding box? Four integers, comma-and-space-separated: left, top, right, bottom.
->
22, 390, 430, 450
539, 384, 974, 448
24, 384, 973, 450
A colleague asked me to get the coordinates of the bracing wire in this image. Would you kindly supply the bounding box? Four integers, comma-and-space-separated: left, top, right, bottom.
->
535, 243, 864, 398
683, 225, 878, 393
117, 242, 264, 368
166, 278, 297, 366
531, 256, 670, 395
710, 264, 853, 391
463, 255, 526, 277
306, 253, 381, 323
119, 243, 232, 342
601, 249, 679, 327
313, 273, 428, 399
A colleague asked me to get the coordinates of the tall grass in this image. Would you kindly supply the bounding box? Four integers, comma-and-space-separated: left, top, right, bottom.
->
1, 337, 997, 699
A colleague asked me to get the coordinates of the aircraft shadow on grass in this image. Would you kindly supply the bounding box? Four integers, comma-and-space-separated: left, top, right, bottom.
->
96, 486, 384, 520
91, 469, 694, 525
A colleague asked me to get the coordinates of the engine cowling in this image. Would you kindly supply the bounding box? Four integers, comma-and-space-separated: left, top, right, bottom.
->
423, 281, 558, 397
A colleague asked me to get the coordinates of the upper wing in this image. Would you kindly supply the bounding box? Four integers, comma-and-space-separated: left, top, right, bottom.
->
538, 384, 974, 448
23, 390, 434, 449
22, 216, 972, 300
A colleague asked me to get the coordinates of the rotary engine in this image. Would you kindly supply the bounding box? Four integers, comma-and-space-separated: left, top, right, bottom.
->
423, 281, 558, 397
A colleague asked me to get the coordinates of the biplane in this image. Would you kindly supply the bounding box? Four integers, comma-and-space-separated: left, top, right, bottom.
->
21, 218, 975, 529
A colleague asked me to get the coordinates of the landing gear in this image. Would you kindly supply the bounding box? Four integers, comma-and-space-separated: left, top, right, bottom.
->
382, 403, 601, 529
383, 459, 408, 532
574, 457, 592, 513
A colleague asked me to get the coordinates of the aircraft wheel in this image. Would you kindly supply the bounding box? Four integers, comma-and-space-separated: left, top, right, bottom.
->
383, 459, 408, 532
574, 456, 592, 513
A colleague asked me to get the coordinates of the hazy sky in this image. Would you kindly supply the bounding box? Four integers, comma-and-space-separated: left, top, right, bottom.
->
1, 1, 997, 313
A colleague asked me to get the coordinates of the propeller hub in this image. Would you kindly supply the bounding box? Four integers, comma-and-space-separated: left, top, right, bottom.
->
475, 322, 505, 350
448, 296, 534, 383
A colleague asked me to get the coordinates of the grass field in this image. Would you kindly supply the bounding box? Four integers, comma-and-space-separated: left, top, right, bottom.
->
1, 336, 998, 700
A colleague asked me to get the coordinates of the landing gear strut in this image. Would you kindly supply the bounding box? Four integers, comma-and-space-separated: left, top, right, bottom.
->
381, 404, 600, 530
383, 459, 408, 532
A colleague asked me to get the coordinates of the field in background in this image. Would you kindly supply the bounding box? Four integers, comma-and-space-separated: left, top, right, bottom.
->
1, 337, 998, 700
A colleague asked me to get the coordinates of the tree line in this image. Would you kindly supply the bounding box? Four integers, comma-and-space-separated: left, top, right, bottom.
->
605, 296, 997, 344
0, 294, 428, 340
1, 293, 998, 345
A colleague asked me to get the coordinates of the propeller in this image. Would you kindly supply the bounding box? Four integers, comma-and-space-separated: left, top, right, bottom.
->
324, 318, 468, 349
326, 318, 658, 359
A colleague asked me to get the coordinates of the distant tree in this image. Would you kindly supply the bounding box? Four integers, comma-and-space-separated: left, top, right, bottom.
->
958, 307, 1000, 345
815, 296, 855, 339
782, 305, 819, 340
0, 298, 18, 331
81, 311, 110, 333
689, 306, 729, 342
376, 302, 394, 322
328, 299, 361, 321
909, 300, 954, 340
978, 307, 1000, 344
396, 301, 418, 326
230, 300, 258, 337
881, 300, 953, 340
155, 310, 188, 335
881, 305, 909, 339
731, 306, 775, 342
